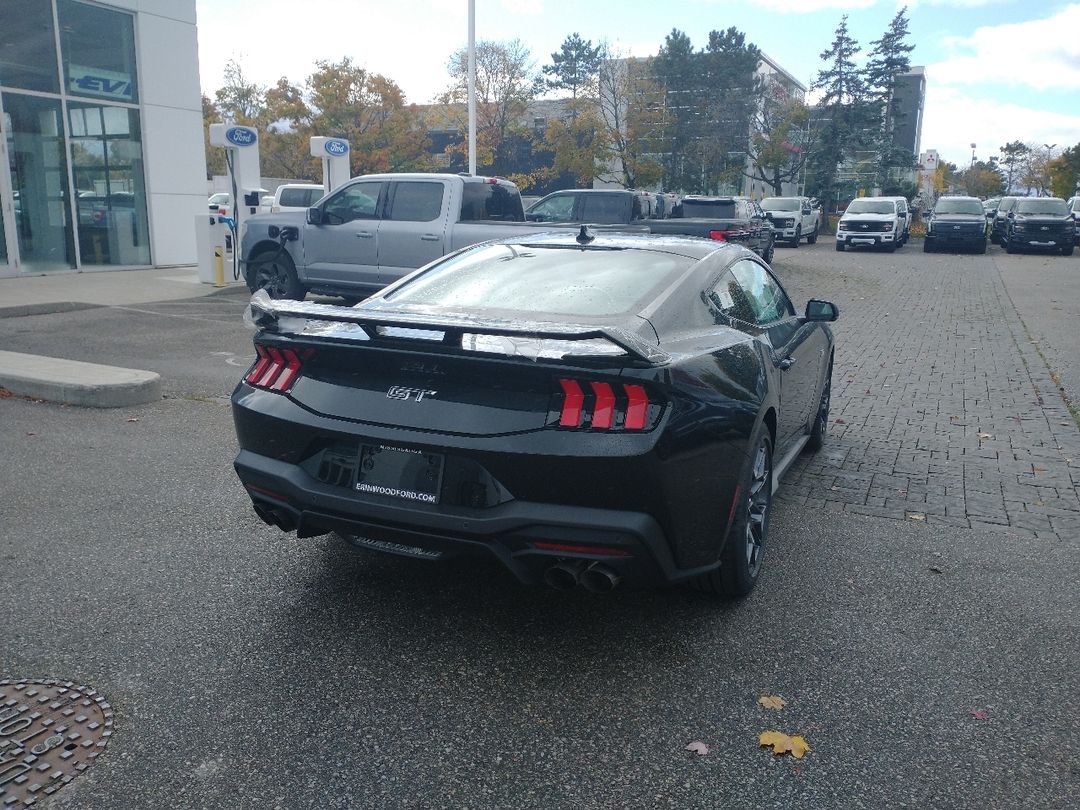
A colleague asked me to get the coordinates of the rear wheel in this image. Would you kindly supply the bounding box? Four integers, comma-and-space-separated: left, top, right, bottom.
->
695, 425, 773, 598
807, 225, 818, 244
247, 250, 305, 300
791, 226, 801, 248
806, 362, 832, 452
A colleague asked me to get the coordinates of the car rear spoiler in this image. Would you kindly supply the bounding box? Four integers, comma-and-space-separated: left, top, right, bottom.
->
244, 291, 671, 365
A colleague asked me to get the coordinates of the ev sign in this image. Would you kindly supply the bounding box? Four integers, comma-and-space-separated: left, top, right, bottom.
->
324, 139, 349, 157
225, 127, 257, 147
67, 65, 134, 101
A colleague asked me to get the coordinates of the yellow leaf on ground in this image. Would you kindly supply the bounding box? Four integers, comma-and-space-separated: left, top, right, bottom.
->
758, 695, 787, 710
759, 730, 811, 759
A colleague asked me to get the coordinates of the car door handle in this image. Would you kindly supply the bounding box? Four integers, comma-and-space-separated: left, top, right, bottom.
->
420, 234, 440, 242
777, 357, 797, 370
355, 231, 374, 238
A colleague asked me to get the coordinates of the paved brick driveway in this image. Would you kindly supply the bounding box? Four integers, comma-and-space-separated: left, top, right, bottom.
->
772, 241, 1080, 540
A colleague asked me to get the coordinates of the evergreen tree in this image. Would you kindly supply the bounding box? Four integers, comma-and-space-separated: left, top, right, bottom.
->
807, 16, 865, 209
543, 33, 602, 102
998, 140, 1031, 193
864, 7, 915, 187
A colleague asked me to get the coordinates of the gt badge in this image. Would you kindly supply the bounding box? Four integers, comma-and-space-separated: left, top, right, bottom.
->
387, 386, 437, 402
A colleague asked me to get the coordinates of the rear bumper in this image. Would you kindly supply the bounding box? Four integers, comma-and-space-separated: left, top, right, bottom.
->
235, 449, 714, 587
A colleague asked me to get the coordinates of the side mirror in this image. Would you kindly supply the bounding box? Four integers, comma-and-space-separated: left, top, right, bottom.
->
764, 211, 774, 219
804, 299, 839, 322
1007, 211, 1015, 219
802, 207, 811, 214
306, 206, 323, 225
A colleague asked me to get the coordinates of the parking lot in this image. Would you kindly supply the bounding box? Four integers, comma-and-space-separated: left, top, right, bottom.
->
2, 242, 1079, 808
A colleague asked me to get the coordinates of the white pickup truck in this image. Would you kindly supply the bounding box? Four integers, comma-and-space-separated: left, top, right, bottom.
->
760, 196, 821, 247
240, 173, 548, 300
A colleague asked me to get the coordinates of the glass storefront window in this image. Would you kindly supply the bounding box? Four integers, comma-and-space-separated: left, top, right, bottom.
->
3, 93, 76, 271
0, 0, 61, 93
69, 103, 150, 266
58, 0, 138, 104
0, 198, 7, 266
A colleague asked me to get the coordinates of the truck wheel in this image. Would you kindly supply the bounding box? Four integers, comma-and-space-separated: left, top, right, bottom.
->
807, 226, 818, 244
791, 226, 801, 248
248, 249, 306, 300
884, 242, 896, 253
835, 240, 844, 252
1005, 237, 1017, 255
923, 240, 933, 253
764, 238, 774, 264
977, 239, 988, 254
1062, 245, 1075, 256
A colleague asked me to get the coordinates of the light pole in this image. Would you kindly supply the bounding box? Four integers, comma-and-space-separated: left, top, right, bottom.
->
970, 143, 976, 169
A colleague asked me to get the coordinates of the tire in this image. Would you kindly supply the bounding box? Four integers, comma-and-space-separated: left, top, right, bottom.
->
762, 238, 774, 264
247, 249, 306, 300
923, 239, 933, 253
694, 423, 773, 598
1062, 245, 1074, 256
791, 226, 801, 248
1005, 237, 1017, 255
807, 225, 818, 244
835, 240, 845, 252
806, 361, 832, 452
977, 239, 987, 254
884, 242, 896, 253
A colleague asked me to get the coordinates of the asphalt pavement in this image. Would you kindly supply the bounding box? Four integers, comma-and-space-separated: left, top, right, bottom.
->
1, 243, 1078, 808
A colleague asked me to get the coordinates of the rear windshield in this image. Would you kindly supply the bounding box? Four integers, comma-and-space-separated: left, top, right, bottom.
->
678, 200, 737, 218
934, 199, 983, 215
846, 200, 895, 214
460, 182, 525, 222
760, 198, 800, 212
386, 243, 693, 318
278, 187, 323, 208
1015, 199, 1068, 216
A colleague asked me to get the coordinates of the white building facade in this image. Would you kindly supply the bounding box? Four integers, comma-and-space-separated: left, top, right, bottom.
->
0, 0, 205, 277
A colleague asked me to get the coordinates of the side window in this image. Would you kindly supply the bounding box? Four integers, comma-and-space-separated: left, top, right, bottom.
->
707, 269, 758, 325
387, 182, 444, 222
581, 194, 625, 224
323, 181, 382, 225
729, 259, 794, 325
529, 194, 576, 222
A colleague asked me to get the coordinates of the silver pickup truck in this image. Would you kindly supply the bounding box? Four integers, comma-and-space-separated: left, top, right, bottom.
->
240, 173, 547, 300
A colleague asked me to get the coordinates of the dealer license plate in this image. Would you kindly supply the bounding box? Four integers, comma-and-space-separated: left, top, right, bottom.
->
356, 444, 444, 504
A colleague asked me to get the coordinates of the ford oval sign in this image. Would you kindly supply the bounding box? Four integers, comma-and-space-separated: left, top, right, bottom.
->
324, 139, 349, 156
225, 127, 257, 147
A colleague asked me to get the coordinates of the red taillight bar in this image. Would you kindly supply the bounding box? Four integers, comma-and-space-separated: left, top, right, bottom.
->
557, 379, 652, 431
589, 382, 615, 429
532, 541, 631, 557
559, 379, 584, 427
245, 345, 309, 394
624, 385, 648, 430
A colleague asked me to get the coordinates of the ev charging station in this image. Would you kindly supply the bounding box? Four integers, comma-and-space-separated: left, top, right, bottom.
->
196, 123, 262, 285
310, 136, 351, 194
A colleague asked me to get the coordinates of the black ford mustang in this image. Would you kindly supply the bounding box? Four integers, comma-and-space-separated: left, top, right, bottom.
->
232, 231, 838, 597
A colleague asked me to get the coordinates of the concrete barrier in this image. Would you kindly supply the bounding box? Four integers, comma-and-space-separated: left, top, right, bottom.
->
0, 350, 161, 408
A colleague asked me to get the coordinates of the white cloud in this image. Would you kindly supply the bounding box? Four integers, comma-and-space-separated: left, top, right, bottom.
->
928, 4, 1080, 90
921, 84, 1080, 166
747, 0, 876, 10
500, 0, 544, 14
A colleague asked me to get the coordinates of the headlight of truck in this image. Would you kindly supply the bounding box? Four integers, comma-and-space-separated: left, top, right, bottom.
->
1013, 223, 1026, 232
837, 222, 847, 231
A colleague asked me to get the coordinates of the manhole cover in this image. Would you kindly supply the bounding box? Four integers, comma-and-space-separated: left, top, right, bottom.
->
0, 679, 113, 807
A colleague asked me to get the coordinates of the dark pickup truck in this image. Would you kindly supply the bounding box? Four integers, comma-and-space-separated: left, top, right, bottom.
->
526, 189, 775, 262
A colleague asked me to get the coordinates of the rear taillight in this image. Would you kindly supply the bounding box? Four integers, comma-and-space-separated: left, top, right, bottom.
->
708, 229, 730, 241
244, 345, 311, 393
555, 379, 657, 431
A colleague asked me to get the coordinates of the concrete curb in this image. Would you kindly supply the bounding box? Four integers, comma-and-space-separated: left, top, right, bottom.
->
0, 350, 161, 408
0, 302, 104, 319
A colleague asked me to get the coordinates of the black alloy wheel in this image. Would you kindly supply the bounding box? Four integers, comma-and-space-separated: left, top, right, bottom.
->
694, 424, 773, 598
248, 250, 305, 300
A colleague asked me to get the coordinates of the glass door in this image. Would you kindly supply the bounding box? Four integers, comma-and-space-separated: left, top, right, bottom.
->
0, 97, 13, 276
3, 92, 76, 271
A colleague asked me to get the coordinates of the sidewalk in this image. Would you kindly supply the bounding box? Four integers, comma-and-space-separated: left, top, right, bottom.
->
0, 265, 246, 315
0, 266, 246, 406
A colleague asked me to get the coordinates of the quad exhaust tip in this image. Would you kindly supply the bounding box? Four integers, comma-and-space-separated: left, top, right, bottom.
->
580, 563, 621, 593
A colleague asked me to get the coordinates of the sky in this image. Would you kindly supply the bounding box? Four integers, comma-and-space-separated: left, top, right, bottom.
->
195, 0, 1080, 170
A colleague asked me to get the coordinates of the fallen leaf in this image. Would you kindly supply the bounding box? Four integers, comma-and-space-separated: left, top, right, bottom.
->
759, 731, 810, 759
928, 565, 943, 574
977, 433, 992, 439
972, 709, 989, 720
834, 418, 846, 425
908, 513, 926, 521
0, 387, 11, 398
126, 417, 140, 423
685, 741, 709, 756
758, 695, 787, 711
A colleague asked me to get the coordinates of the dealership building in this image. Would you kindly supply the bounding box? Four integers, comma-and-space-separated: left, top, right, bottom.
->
0, 0, 205, 277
